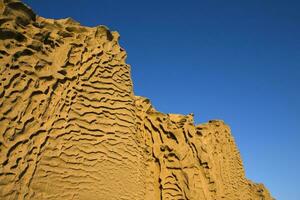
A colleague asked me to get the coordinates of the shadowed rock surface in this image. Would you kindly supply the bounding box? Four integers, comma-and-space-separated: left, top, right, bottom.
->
0, 1, 273, 199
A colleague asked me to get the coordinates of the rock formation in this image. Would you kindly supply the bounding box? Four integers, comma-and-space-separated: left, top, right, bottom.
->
0, 1, 273, 199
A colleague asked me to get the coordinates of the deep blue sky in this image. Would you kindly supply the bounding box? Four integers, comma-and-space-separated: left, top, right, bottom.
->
23, 0, 300, 199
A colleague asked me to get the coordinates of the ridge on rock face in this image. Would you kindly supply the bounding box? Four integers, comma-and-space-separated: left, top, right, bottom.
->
0, 1, 274, 200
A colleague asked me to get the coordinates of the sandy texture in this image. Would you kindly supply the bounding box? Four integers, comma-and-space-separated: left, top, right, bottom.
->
135, 97, 273, 200
0, 1, 273, 199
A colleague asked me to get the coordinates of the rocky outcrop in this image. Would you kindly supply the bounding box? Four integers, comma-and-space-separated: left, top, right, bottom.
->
135, 97, 273, 200
0, 1, 273, 199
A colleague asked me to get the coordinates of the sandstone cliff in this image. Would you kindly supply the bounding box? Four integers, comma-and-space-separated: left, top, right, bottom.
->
0, 1, 273, 199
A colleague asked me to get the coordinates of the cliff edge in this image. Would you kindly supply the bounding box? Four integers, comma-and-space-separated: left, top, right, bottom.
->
0, 1, 273, 199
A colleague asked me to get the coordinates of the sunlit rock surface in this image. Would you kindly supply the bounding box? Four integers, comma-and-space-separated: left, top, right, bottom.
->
0, 1, 273, 199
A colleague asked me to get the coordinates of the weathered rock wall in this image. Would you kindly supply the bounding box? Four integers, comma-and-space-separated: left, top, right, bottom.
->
135, 97, 273, 200
0, 1, 273, 199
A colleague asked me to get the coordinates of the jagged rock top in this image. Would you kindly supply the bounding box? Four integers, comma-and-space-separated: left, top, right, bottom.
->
0, 1, 273, 199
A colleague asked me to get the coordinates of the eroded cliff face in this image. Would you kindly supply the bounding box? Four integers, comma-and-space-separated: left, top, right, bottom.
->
135, 97, 273, 200
0, 1, 273, 200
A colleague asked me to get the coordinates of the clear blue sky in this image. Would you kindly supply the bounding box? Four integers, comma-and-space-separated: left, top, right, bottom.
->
23, 0, 300, 199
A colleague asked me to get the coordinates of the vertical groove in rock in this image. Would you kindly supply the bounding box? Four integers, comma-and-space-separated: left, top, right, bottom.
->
0, 1, 273, 199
